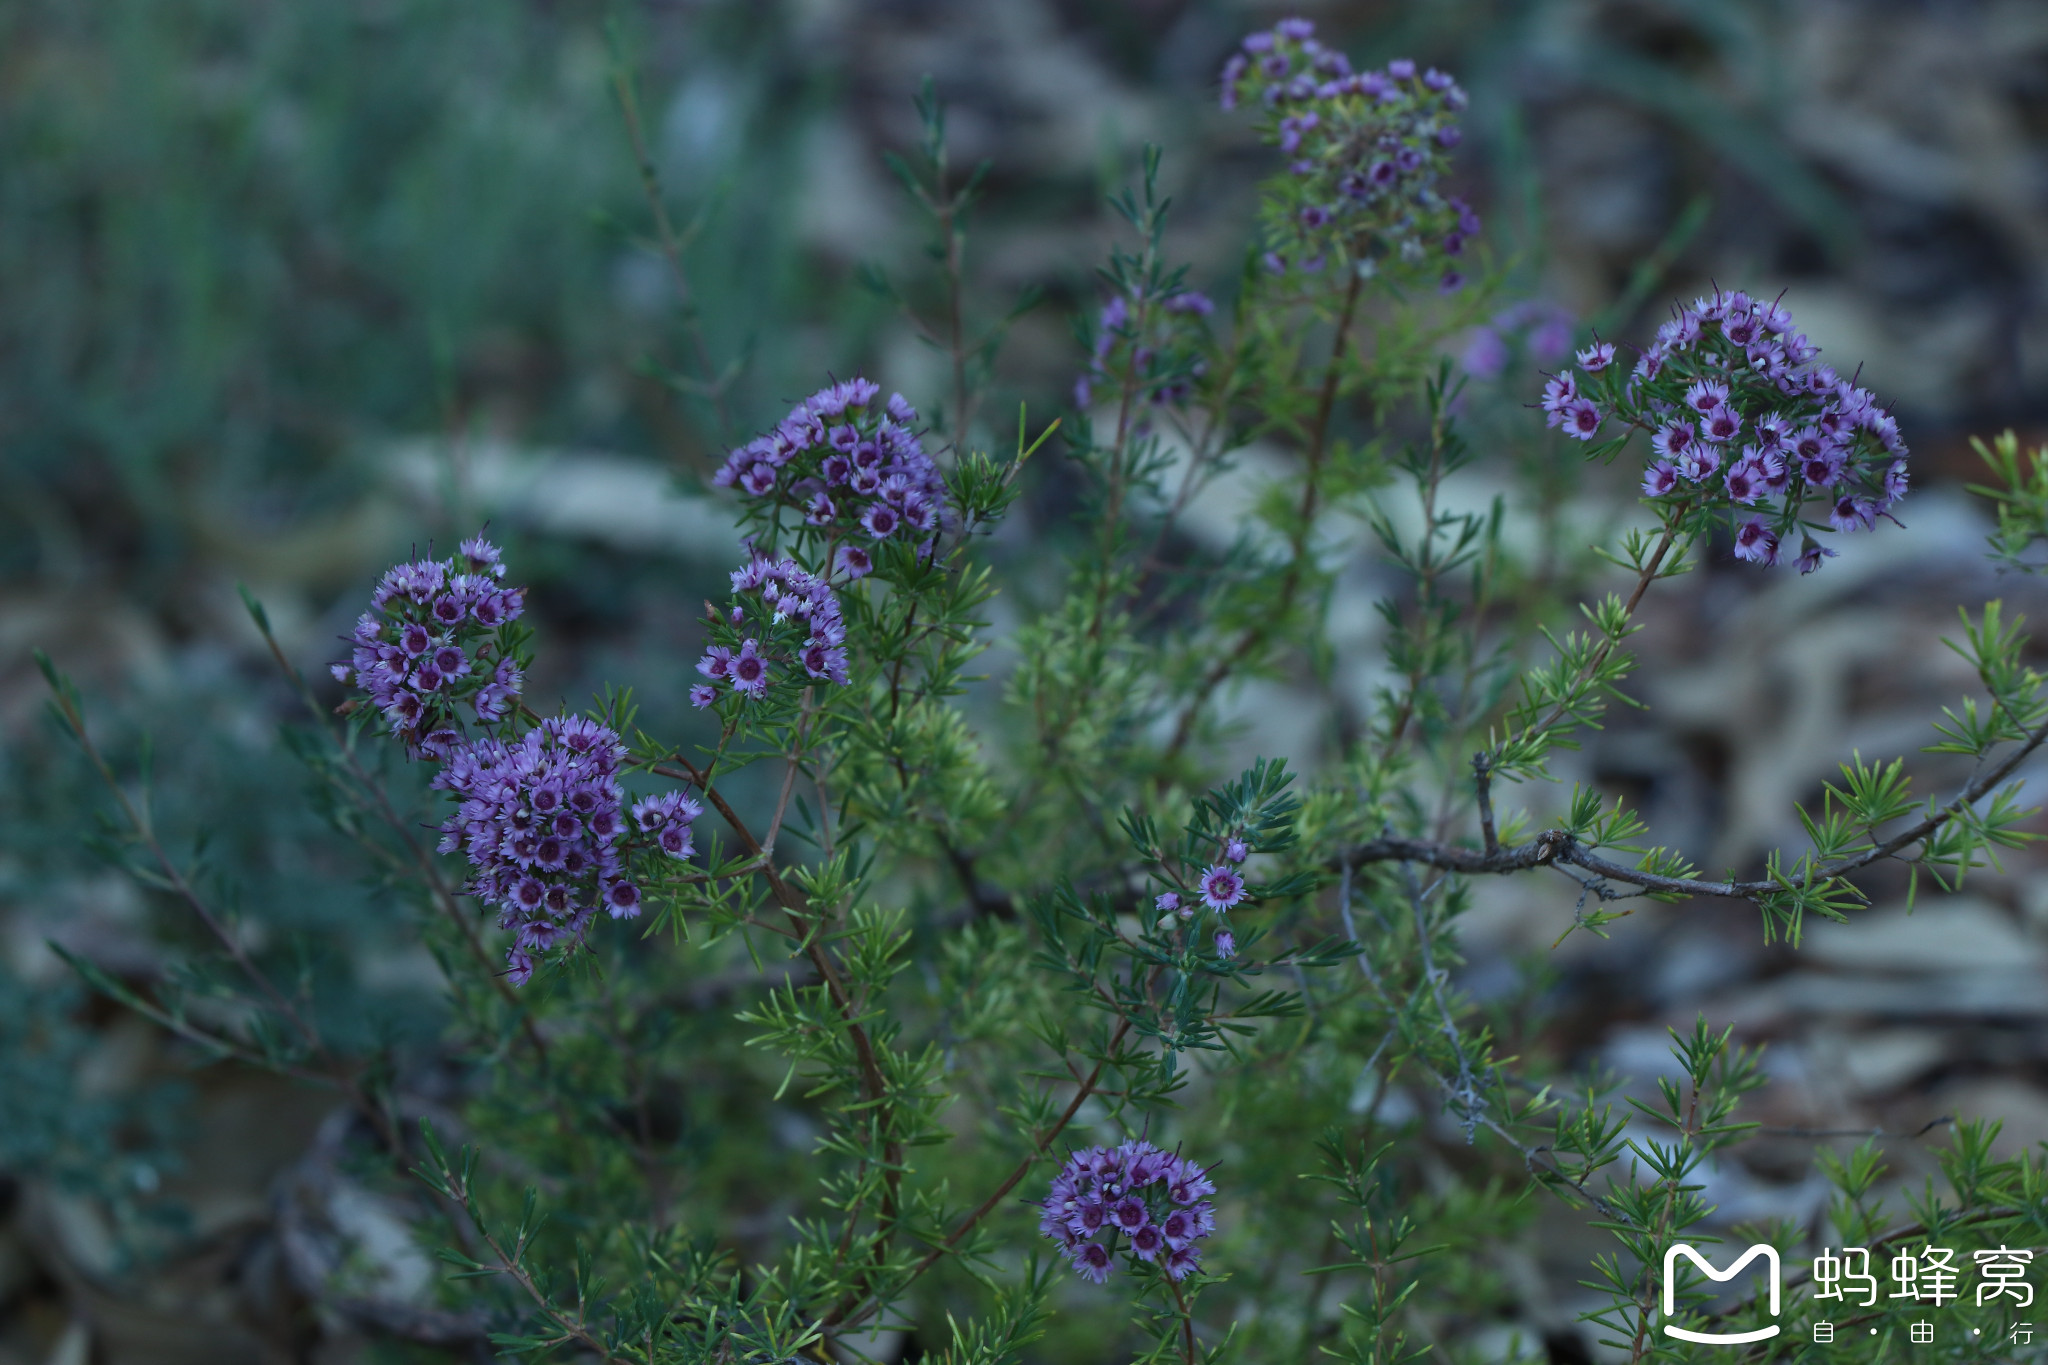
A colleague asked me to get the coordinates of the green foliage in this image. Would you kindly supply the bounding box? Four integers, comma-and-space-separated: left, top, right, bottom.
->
1971, 429, 2048, 571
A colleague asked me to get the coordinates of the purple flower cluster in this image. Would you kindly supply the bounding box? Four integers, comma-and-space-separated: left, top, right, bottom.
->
330, 536, 526, 758
1542, 289, 1909, 572
691, 553, 852, 709
1039, 1140, 1217, 1284
432, 715, 664, 984
713, 378, 945, 559
1221, 19, 1476, 292
1459, 300, 1576, 379
1074, 287, 1215, 411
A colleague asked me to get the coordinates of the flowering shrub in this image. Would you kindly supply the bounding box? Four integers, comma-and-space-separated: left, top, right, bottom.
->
37, 19, 2048, 1365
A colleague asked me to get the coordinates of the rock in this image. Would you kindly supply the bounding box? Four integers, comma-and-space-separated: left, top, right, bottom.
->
1800, 896, 2046, 973
1833, 1028, 1950, 1095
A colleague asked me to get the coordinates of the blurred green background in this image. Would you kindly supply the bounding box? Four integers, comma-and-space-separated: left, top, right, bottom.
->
4, 1, 2047, 1360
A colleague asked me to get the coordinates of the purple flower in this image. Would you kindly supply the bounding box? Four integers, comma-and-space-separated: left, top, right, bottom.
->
1130, 1224, 1165, 1261
1732, 516, 1781, 567
1796, 536, 1838, 575
1155, 892, 1181, 914
1071, 1241, 1113, 1284
1278, 112, 1318, 152
1556, 397, 1603, 441
1219, 55, 1247, 108
1830, 495, 1877, 533
1460, 327, 1509, 379
801, 642, 851, 685
604, 880, 642, 919
1215, 930, 1237, 959
730, 640, 770, 698
1163, 291, 1215, 316
1199, 864, 1247, 912
1677, 446, 1722, 483
1702, 406, 1744, 444
1641, 462, 1680, 498
1651, 421, 1696, 461
1111, 1196, 1149, 1232
459, 536, 506, 578
1798, 444, 1846, 487
632, 791, 704, 831
1224, 837, 1249, 863
1064, 1195, 1107, 1239
1683, 379, 1727, 416
1540, 371, 1579, 416
862, 502, 901, 539
1723, 459, 1765, 505
1165, 1161, 1216, 1205
1164, 1244, 1202, 1281
1882, 459, 1909, 507
1576, 341, 1616, 372
690, 683, 717, 709
835, 545, 873, 580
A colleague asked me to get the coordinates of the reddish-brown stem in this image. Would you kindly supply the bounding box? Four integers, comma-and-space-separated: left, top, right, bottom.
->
1170, 1275, 1198, 1365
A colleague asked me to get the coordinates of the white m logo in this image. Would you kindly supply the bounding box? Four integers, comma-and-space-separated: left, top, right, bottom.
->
1662, 1243, 1782, 1345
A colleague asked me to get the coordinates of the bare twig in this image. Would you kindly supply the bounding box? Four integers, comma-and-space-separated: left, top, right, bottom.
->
1471, 753, 1500, 857
1334, 705, 2048, 903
